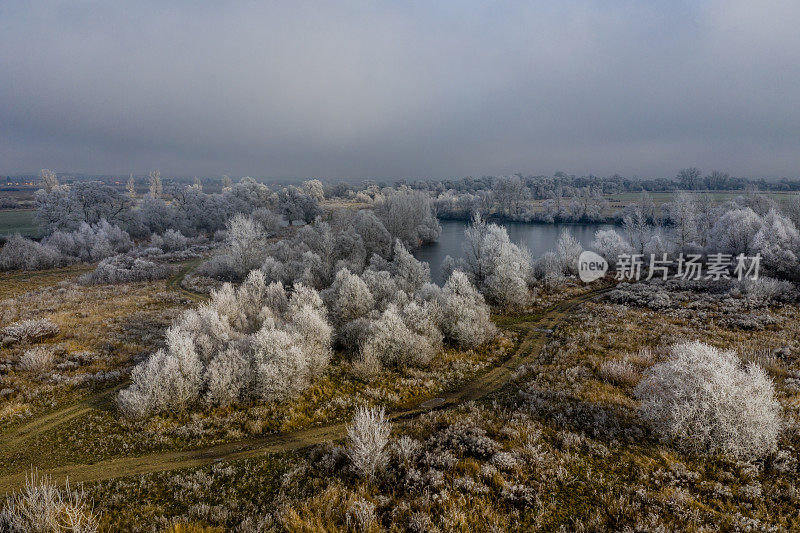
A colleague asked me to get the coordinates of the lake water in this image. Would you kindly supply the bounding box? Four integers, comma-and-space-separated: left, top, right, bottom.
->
413, 219, 612, 284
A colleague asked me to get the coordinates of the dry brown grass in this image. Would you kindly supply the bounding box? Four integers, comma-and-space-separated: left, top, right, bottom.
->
0, 266, 91, 301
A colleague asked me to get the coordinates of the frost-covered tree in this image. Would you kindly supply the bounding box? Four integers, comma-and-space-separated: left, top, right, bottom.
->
667, 191, 698, 250
492, 175, 526, 216
118, 271, 332, 418
634, 341, 781, 460
438, 270, 495, 348
40, 168, 59, 192
251, 208, 282, 237
353, 209, 391, 257
227, 177, 273, 213
0, 235, 65, 271
710, 207, 763, 255
322, 268, 374, 328
591, 229, 632, 267
555, 228, 583, 276
137, 195, 176, 235
532, 251, 565, 288
161, 228, 189, 251
303, 179, 325, 202
226, 214, 267, 279
376, 187, 441, 248
752, 209, 800, 279
359, 304, 439, 370
43, 220, 132, 262
347, 405, 391, 481
694, 193, 717, 248
33, 184, 77, 233
278, 185, 322, 224
34, 181, 133, 233
148, 170, 163, 198
451, 214, 532, 309
44, 219, 132, 262
385, 240, 431, 294
677, 167, 702, 190
126, 174, 136, 198
623, 206, 651, 255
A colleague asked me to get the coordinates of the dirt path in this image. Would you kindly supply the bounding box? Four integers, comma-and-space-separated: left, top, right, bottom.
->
0, 284, 610, 493
165, 257, 207, 303
0, 261, 204, 461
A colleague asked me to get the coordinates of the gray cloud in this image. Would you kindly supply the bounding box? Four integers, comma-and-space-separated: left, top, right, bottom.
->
1, 0, 799, 179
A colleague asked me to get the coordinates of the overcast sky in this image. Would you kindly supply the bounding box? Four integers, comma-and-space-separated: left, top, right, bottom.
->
1, 1, 799, 180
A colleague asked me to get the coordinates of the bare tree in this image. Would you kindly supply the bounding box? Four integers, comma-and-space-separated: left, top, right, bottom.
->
126, 174, 136, 198
40, 169, 59, 192
148, 170, 163, 198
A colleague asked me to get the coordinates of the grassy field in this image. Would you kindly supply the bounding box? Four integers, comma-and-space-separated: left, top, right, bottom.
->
0, 209, 39, 237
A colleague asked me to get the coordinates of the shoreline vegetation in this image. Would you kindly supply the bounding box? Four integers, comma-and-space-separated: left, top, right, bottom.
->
1, 172, 799, 530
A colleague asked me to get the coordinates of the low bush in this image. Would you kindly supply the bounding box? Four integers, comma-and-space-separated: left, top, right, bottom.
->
346, 405, 391, 481
18, 346, 56, 372
0, 235, 66, 271
634, 341, 781, 460
117, 271, 332, 418
598, 359, 639, 387
0, 471, 98, 532
79, 255, 172, 285
2, 318, 59, 345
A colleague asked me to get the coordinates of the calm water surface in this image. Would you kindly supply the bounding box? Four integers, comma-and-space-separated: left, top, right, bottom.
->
414, 220, 612, 284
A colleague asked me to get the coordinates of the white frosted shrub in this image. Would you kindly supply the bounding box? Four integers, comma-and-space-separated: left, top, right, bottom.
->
251, 327, 310, 401
0, 235, 65, 271
533, 251, 565, 288
2, 318, 59, 345
162, 228, 189, 251
438, 271, 496, 348
752, 209, 800, 279
360, 304, 437, 369
360, 269, 399, 311
376, 187, 441, 248
734, 276, 795, 304
0, 471, 99, 533
204, 347, 251, 406
592, 229, 632, 267
555, 228, 583, 275
225, 214, 267, 279
484, 261, 530, 310
18, 346, 56, 372
80, 255, 171, 285
251, 207, 282, 237
117, 350, 170, 419
286, 302, 333, 375
452, 214, 532, 309
118, 272, 333, 418
322, 268, 374, 330
399, 300, 443, 352
710, 207, 763, 255
44, 219, 132, 262
347, 405, 391, 481
634, 341, 781, 460
389, 240, 431, 294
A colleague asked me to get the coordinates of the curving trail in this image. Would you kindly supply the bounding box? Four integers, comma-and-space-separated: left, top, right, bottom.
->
165, 257, 208, 303
0, 259, 206, 453
0, 274, 610, 493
